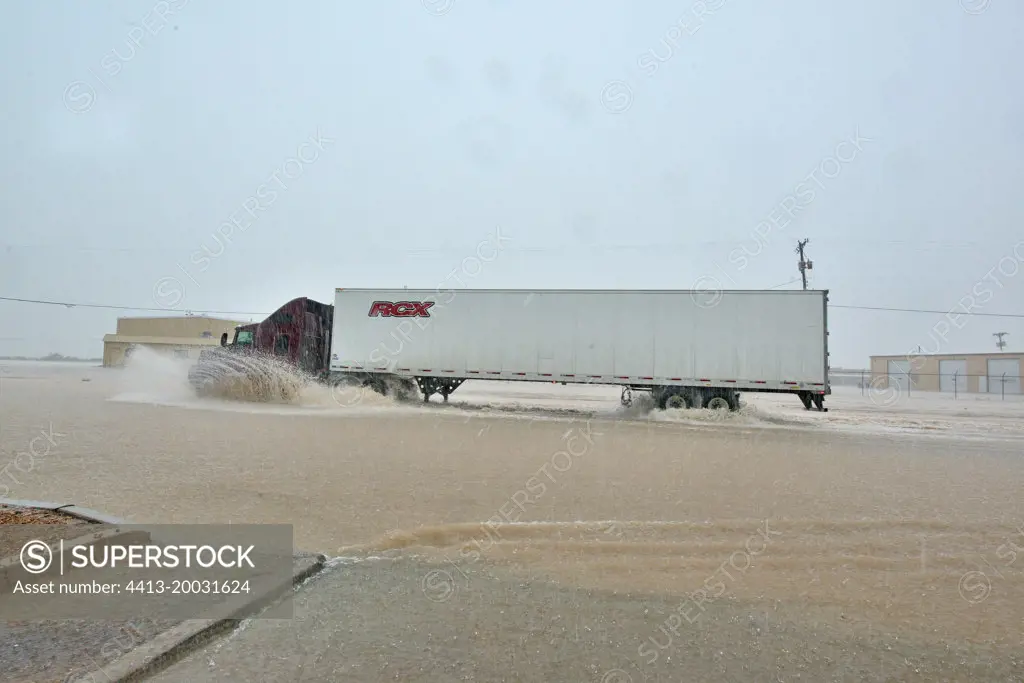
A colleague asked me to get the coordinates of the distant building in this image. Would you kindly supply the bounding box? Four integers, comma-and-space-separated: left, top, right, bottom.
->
829, 368, 871, 388
102, 316, 245, 367
870, 352, 1022, 395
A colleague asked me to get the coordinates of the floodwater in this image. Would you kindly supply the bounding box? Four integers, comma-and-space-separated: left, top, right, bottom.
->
2, 350, 1024, 681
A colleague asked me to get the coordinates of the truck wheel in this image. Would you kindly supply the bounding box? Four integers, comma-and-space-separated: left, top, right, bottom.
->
365, 378, 388, 396
657, 389, 691, 410
702, 392, 738, 411
396, 378, 418, 402
665, 393, 689, 410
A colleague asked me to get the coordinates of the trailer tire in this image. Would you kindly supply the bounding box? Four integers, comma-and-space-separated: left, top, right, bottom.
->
702, 392, 738, 411
665, 393, 690, 410
656, 389, 692, 410
391, 378, 419, 402
364, 377, 388, 397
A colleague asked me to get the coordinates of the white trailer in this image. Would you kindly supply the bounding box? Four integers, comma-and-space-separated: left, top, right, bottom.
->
328, 288, 830, 411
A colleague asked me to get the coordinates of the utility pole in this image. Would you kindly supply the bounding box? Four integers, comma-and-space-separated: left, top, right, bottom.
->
994, 332, 1008, 351
795, 239, 813, 290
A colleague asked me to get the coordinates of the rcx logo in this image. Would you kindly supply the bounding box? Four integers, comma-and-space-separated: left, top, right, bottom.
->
368, 301, 435, 318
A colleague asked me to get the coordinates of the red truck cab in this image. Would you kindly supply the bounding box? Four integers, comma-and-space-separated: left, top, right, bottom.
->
228, 298, 333, 377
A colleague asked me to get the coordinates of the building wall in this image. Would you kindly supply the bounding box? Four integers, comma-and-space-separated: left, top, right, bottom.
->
102, 341, 205, 368
103, 316, 245, 368
115, 316, 243, 339
870, 352, 1024, 393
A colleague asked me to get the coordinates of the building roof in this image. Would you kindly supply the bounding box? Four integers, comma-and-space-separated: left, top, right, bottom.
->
871, 351, 1021, 359
102, 334, 227, 346
115, 315, 246, 325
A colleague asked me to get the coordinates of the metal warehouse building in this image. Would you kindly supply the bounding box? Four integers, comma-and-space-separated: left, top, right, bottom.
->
870, 352, 1023, 395
102, 316, 245, 367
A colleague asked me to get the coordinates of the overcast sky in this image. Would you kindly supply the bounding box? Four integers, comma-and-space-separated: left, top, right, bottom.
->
1, 0, 1022, 367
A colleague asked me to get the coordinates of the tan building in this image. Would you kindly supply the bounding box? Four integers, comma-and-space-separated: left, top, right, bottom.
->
870, 352, 1023, 395
103, 316, 246, 367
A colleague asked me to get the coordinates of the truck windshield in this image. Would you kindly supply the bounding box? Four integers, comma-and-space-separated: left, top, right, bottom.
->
235, 330, 254, 345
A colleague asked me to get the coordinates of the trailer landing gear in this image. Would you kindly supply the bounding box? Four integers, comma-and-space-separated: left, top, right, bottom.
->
799, 391, 828, 412
416, 377, 465, 403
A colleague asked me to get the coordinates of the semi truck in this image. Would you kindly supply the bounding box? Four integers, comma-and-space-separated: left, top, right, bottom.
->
189, 288, 830, 411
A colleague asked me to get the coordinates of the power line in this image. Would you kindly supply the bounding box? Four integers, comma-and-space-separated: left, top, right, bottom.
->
1, 240, 1011, 252
831, 304, 1024, 319
0, 296, 267, 317
768, 278, 802, 289
4, 294, 1024, 320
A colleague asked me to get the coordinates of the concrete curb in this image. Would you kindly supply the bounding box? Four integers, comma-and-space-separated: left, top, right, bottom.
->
76, 554, 327, 683
0, 497, 129, 524
57, 505, 129, 525
0, 498, 69, 512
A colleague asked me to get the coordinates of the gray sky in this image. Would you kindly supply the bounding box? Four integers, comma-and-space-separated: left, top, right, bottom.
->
1, 0, 1022, 367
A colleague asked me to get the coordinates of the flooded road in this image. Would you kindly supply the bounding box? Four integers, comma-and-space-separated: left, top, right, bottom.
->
2, 355, 1023, 681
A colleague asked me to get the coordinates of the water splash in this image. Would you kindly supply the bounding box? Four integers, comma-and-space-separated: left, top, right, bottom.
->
114, 345, 195, 404
189, 349, 315, 404
111, 345, 363, 408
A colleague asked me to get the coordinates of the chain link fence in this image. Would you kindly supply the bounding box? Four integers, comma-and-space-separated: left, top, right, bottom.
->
851, 370, 1023, 399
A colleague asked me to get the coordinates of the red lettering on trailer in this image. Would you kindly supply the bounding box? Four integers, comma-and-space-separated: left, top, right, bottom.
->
367, 301, 435, 317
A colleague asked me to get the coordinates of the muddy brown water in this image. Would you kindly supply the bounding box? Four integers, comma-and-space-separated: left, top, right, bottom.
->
2, 352, 1023, 681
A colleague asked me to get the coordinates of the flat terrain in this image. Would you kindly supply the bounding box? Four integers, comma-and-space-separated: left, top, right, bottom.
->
2, 354, 1024, 681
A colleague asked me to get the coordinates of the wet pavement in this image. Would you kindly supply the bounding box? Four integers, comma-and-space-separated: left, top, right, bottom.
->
148, 556, 1024, 683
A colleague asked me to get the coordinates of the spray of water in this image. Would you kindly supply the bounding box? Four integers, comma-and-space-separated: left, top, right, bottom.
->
189, 349, 316, 404
115, 345, 346, 407
115, 346, 196, 404
615, 389, 792, 427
